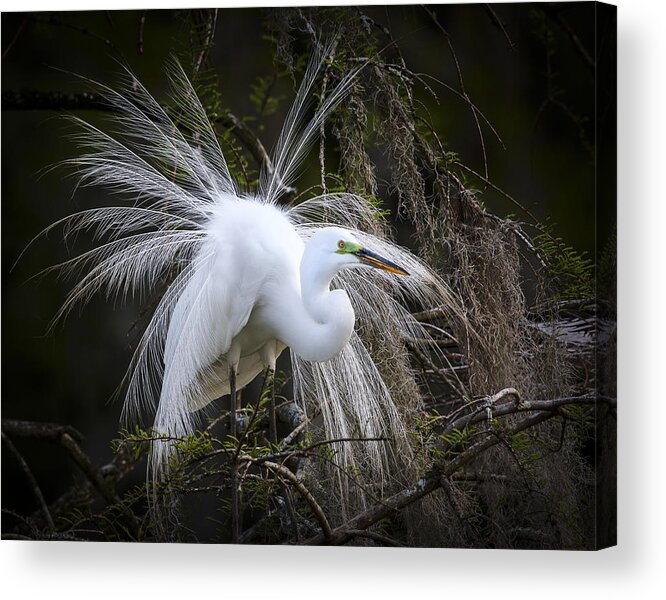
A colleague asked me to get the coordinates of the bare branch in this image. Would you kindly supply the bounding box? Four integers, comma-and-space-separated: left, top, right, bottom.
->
1, 432, 55, 530
343, 529, 405, 547
2, 89, 296, 202
137, 11, 146, 55
27, 14, 123, 58
2, 17, 27, 60
2, 89, 107, 112
2, 419, 83, 444
422, 5, 489, 180
482, 4, 516, 51
453, 160, 541, 224
258, 459, 333, 540
301, 388, 613, 546
540, 5, 595, 72
59, 433, 118, 506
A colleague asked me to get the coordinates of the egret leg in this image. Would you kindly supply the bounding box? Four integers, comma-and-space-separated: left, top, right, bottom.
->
260, 343, 278, 445
268, 367, 277, 445
229, 366, 237, 440
228, 364, 240, 543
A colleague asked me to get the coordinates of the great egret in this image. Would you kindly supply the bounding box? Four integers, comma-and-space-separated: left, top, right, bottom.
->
38, 44, 459, 509
167, 215, 409, 434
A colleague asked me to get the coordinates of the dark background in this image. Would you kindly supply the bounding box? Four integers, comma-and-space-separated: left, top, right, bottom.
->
1, 4, 615, 520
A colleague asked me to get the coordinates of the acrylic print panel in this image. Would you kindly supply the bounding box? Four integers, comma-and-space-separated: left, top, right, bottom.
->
1, 3, 616, 549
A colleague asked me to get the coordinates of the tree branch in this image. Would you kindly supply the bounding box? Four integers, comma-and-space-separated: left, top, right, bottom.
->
59, 433, 118, 506
26, 14, 123, 58
2, 418, 83, 444
23, 427, 148, 531
1, 89, 297, 203
540, 5, 595, 72
301, 389, 613, 546
482, 4, 516, 51
1, 432, 55, 531
257, 459, 332, 541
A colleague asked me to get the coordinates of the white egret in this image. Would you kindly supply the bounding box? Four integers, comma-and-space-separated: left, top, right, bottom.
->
167, 212, 409, 437
39, 45, 460, 509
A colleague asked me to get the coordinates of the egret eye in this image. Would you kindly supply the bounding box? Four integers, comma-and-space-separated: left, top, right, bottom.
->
338, 240, 345, 249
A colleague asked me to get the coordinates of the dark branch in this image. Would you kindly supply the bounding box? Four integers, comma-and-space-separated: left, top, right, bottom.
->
2, 89, 107, 112
59, 433, 118, 506
301, 389, 613, 546
541, 5, 595, 72
137, 11, 146, 55
1, 432, 55, 530
2, 89, 296, 203
2, 418, 83, 444
482, 4, 516, 51
258, 459, 333, 540
26, 14, 123, 57
303, 410, 553, 546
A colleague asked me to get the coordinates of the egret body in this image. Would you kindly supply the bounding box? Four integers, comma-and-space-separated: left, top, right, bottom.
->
174, 196, 408, 414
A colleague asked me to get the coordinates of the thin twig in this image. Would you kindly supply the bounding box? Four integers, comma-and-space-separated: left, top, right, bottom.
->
302, 388, 614, 546
482, 4, 516, 51
59, 433, 118, 505
409, 339, 469, 398
137, 11, 146, 55
442, 391, 611, 438
453, 160, 540, 224
541, 5, 595, 72
2, 432, 55, 530
259, 459, 332, 540
343, 529, 405, 547
278, 413, 313, 449
2, 17, 27, 60
27, 14, 124, 59
2, 419, 83, 443
423, 5, 489, 181
2, 89, 107, 112
192, 9, 218, 76
2, 88, 296, 202
303, 410, 554, 546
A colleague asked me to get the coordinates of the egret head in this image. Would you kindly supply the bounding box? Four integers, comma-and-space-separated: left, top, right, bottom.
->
308, 227, 409, 276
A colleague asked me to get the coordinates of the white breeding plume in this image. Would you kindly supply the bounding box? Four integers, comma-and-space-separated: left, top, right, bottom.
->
40, 44, 461, 501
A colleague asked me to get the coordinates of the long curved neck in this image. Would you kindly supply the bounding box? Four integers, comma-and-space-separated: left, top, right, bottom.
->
277, 249, 355, 362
